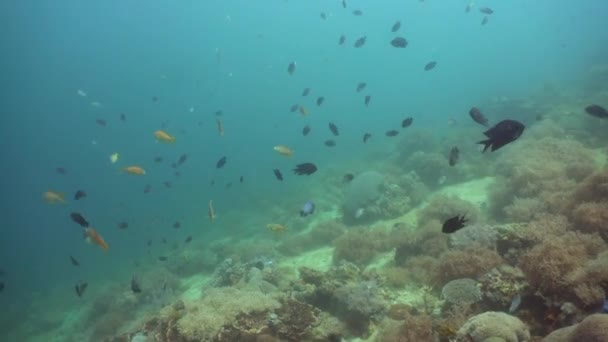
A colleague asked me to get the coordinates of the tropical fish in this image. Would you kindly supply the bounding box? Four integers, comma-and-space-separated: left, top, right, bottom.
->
316, 97, 325, 106
287, 61, 296, 75
302, 88, 310, 96
216, 156, 227, 168
70, 213, 90, 228
402, 117, 413, 128
290, 104, 299, 112
449, 146, 460, 166
172, 221, 180, 229
356, 82, 367, 92
385, 130, 399, 137
324, 139, 336, 147
329, 122, 339, 136
267, 223, 287, 233
109, 152, 119, 164
390, 37, 408, 48
469, 107, 489, 127
131, 276, 142, 293
354, 36, 367, 48
56, 167, 67, 175
293, 163, 317, 176
177, 154, 188, 166
352, 10, 363, 16
84, 227, 109, 250
43, 191, 66, 204
442, 215, 467, 233
69, 255, 80, 266
391, 21, 401, 32
216, 118, 224, 136
123, 166, 146, 175
300, 201, 315, 217
75, 282, 88, 297
185, 236, 192, 243
364, 95, 371, 106
154, 130, 176, 143
74, 190, 87, 200
424, 61, 437, 71
273, 169, 284, 181
208, 200, 215, 222
339, 35, 346, 45
479, 7, 494, 15
481, 16, 488, 25
77, 89, 87, 97
363, 133, 372, 143
302, 125, 311, 136
509, 294, 522, 314
274, 145, 294, 157
117, 222, 128, 229
585, 104, 608, 119
299, 106, 308, 117
96, 119, 107, 127
478, 120, 525, 152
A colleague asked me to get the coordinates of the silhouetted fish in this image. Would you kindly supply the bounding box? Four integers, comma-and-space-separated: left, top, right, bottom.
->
74, 190, 87, 200
391, 21, 401, 32
585, 104, 608, 119
154, 156, 163, 163
273, 169, 284, 181
216, 156, 227, 168
117, 222, 128, 229
449, 146, 459, 166
70, 213, 89, 228
75, 282, 88, 297
302, 88, 310, 96
402, 117, 413, 128
424, 61, 437, 71
343, 174, 355, 183
354, 36, 367, 48
479, 7, 494, 15
352, 10, 363, 16
287, 61, 296, 75
339, 35, 346, 45
442, 215, 467, 233
329, 122, 339, 136
342, 0, 347, 9
316, 97, 325, 106
163, 181, 172, 188
293, 163, 317, 176
173, 221, 181, 229
478, 120, 525, 152
469, 107, 489, 127
158, 256, 168, 261
364, 95, 371, 106
324, 139, 336, 147
96, 119, 107, 126
302, 125, 311, 136
390, 37, 408, 48
481, 16, 488, 25
56, 167, 67, 175
239, 176, 244, 183
385, 130, 399, 137
185, 235, 192, 243
320, 12, 327, 20
120, 113, 126, 122
363, 133, 372, 143
69, 255, 80, 266
131, 276, 142, 293
356, 82, 367, 92
290, 104, 299, 112
177, 154, 188, 166
144, 184, 152, 194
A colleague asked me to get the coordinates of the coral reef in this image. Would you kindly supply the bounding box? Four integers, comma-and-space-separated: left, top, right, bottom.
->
442, 278, 482, 307
456, 311, 531, 342
276, 219, 346, 256
332, 226, 399, 266
438, 246, 504, 283
542, 313, 608, 342
417, 195, 481, 227
342, 171, 384, 221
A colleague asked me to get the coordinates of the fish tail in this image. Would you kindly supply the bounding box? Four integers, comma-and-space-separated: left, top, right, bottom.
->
477, 139, 492, 152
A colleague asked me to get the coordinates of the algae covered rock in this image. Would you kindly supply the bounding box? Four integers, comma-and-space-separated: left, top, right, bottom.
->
456, 311, 530, 342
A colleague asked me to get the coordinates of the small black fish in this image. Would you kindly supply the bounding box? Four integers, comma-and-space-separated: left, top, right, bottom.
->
75, 282, 88, 297
154, 156, 163, 163
585, 104, 608, 119
402, 117, 413, 128
354, 36, 367, 48
69, 255, 80, 266
163, 181, 172, 188
364, 95, 371, 106
424, 61, 437, 71
293, 163, 317, 176
273, 169, 284, 181
302, 125, 311, 136
469, 107, 489, 127
342, 0, 347, 9
320, 12, 327, 20
239, 176, 244, 183
385, 130, 399, 137
316, 97, 325, 106
479, 7, 494, 15
70, 213, 89, 228
290, 104, 299, 112
120, 113, 126, 122
158, 256, 168, 261
144, 184, 152, 194
56, 167, 67, 175
215, 110, 223, 117
481, 16, 488, 25
117, 222, 128, 229
391, 20, 401, 32
363, 133, 372, 143
287, 61, 296, 75
177, 154, 188, 166
478, 119, 525, 152
185, 235, 192, 243
356, 82, 367, 92
324, 139, 336, 147
74, 190, 87, 200
442, 215, 467, 234
352, 10, 363, 16
131, 276, 142, 293
216, 156, 227, 168
302, 88, 310, 96
390, 37, 408, 48
449, 146, 459, 166
329, 122, 339, 136
339, 35, 346, 45
96, 119, 107, 126
343, 174, 355, 183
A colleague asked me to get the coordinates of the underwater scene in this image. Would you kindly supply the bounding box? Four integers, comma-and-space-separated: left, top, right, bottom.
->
2, 0, 608, 341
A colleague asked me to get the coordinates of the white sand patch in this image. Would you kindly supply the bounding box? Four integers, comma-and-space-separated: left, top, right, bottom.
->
179, 274, 211, 302
280, 246, 334, 272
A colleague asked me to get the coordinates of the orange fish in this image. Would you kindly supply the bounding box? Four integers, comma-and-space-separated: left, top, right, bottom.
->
273, 145, 293, 157
154, 130, 176, 143
84, 227, 109, 250
123, 166, 146, 175
208, 200, 215, 222
216, 118, 224, 136
43, 190, 66, 204
299, 106, 308, 117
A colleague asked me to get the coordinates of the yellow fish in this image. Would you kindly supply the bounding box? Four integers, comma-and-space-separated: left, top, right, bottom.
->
267, 223, 287, 233
299, 106, 308, 117
109, 152, 119, 164
43, 190, 66, 204
154, 130, 176, 143
273, 145, 293, 157
123, 166, 146, 175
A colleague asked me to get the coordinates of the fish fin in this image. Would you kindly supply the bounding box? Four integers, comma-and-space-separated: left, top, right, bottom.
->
477, 139, 492, 152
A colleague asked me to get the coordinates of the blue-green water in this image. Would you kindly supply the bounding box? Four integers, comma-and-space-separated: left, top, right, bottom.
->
1, 0, 607, 340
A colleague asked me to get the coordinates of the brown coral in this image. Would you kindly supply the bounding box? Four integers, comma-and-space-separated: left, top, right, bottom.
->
417, 195, 480, 227
438, 246, 504, 283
